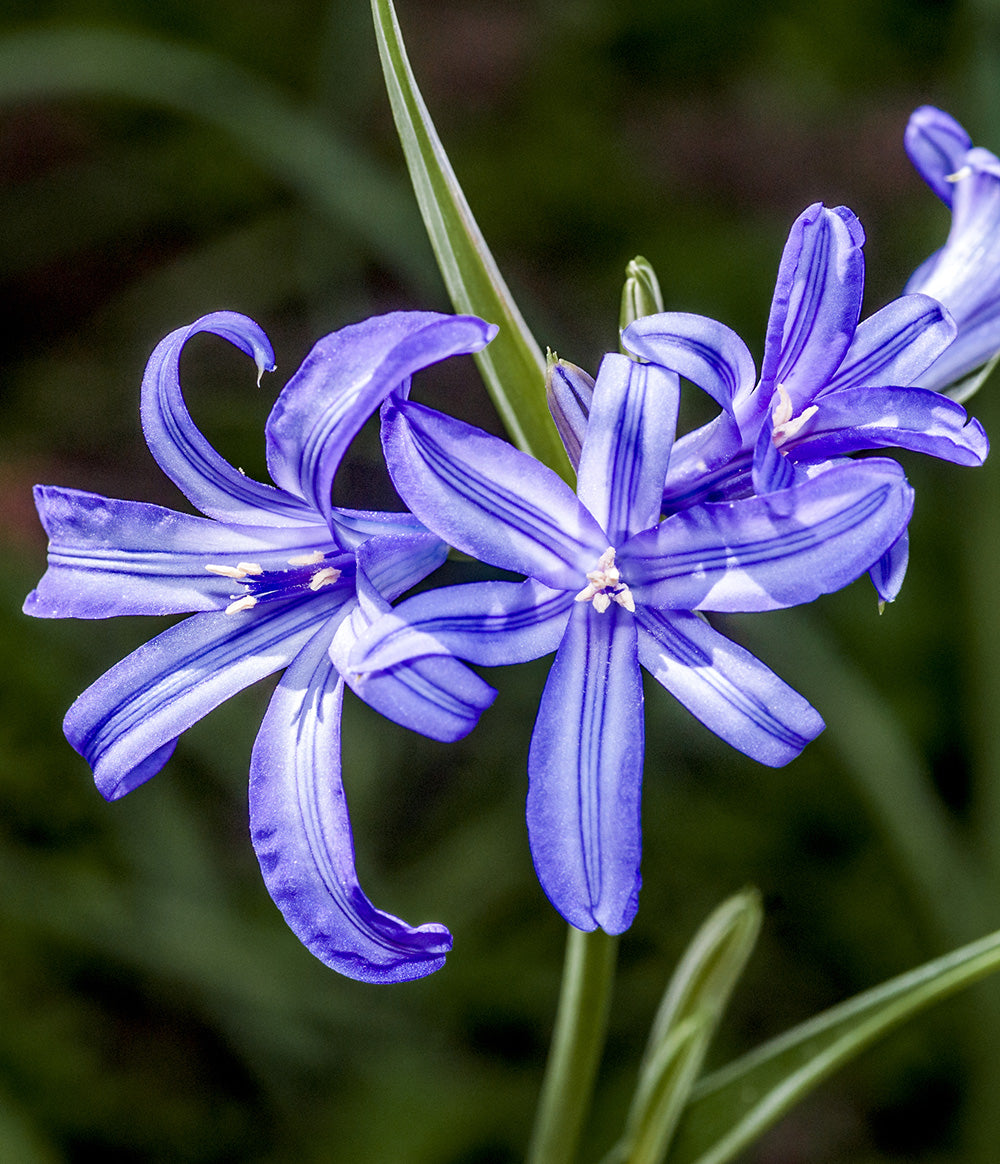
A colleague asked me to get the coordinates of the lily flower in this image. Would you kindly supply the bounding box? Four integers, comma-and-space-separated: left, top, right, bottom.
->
24, 309, 498, 983
350, 351, 915, 934
904, 105, 1000, 392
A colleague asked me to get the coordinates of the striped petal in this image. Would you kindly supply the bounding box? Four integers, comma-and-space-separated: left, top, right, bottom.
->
25, 485, 334, 618
526, 604, 644, 935
546, 358, 594, 471
576, 354, 679, 544
140, 312, 315, 526
350, 578, 573, 672
65, 595, 343, 801
624, 459, 913, 612
250, 631, 451, 983
635, 607, 823, 766
265, 312, 496, 525
622, 312, 758, 417
760, 204, 865, 414
381, 399, 606, 588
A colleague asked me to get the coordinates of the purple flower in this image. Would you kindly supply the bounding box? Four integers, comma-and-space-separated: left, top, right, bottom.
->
350, 352, 914, 934
904, 105, 1000, 392
614, 203, 987, 603
24, 309, 498, 983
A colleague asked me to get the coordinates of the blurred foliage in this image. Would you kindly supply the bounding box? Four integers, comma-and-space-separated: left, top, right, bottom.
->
2, 0, 1000, 1161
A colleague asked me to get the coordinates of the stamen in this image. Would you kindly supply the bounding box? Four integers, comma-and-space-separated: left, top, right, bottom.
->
947, 164, 973, 183
206, 563, 248, 579
308, 567, 342, 591
772, 386, 818, 448
225, 595, 258, 615
236, 561, 264, 575
288, 549, 325, 566
574, 547, 635, 613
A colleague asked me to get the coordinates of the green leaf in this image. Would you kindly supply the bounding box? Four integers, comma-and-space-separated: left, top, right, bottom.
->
668, 924, 1000, 1164
370, 0, 571, 479
605, 890, 762, 1164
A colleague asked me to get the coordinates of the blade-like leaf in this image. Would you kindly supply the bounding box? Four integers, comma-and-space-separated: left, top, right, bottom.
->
605, 890, 762, 1164
668, 924, 1000, 1164
371, 0, 571, 480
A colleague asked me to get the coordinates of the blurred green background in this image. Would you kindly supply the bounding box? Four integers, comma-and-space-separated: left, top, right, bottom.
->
3, 0, 1000, 1160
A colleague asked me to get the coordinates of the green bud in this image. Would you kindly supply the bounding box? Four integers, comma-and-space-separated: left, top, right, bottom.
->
619, 255, 664, 342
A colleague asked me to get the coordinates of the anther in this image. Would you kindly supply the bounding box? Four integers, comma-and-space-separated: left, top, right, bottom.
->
288, 550, 325, 566
308, 567, 342, 591
225, 595, 258, 615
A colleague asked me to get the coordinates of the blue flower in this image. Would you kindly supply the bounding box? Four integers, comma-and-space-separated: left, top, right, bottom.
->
603, 203, 986, 603
351, 352, 914, 934
24, 309, 498, 983
904, 105, 1000, 391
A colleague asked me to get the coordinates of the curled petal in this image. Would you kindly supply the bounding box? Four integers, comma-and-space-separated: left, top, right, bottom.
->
332, 557, 496, 743
624, 459, 914, 612
350, 578, 573, 672
760, 204, 865, 414
381, 399, 606, 587
905, 106, 973, 207
576, 354, 679, 544
65, 596, 343, 801
824, 294, 957, 393
140, 312, 314, 526
353, 528, 449, 606
250, 634, 451, 983
785, 385, 988, 466
527, 604, 643, 934
265, 312, 497, 525
635, 608, 823, 766
622, 312, 758, 417
24, 485, 335, 618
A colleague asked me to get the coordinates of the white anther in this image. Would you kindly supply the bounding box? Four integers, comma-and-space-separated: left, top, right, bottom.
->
308, 566, 342, 591
288, 550, 325, 566
236, 561, 264, 575
947, 164, 973, 183
771, 385, 818, 448
225, 595, 258, 615
574, 547, 635, 613
206, 563, 249, 579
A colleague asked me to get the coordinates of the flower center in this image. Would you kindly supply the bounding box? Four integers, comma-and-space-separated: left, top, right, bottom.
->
205, 550, 350, 615
574, 547, 635, 613
771, 384, 818, 449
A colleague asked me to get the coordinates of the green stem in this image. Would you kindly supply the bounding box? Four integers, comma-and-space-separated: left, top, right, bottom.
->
527, 926, 619, 1164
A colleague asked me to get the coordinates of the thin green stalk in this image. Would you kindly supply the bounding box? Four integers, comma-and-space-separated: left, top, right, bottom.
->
527, 927, 619, 1164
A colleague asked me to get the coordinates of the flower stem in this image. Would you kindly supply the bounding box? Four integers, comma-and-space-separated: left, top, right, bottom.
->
527, 926, 619, 1164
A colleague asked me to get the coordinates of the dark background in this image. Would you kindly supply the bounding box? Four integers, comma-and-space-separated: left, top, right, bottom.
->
2, 1, 1000, 1160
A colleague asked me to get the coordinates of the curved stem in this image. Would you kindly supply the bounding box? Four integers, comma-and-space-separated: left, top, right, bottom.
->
527, 926, 619, 1164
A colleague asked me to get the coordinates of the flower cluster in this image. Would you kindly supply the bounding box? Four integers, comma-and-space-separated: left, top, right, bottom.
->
24, 106, 996, 980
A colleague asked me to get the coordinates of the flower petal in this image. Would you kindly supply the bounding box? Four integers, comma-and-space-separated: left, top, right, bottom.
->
823, 294, 957, 392
24, 485, 335, 618
265, 312, 497, 525
250, 637, 451, 983
526, 604, 643, 935
332, 557, 497, 743
759, 204, 865, 414
635, 608, 823, 766
905, 106, 973, 207
870, 529, 909, 605
661, 412, 750, 512
622, 312, 758, 417
546, 358, 594, 471
576, 354, 679, 544
624, 459, 914, 612
140, 312, 315, 526
380, 399, 606, 587
65, 596, 343, 801
350, 578, 573, 672
786, 384, 988, 466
